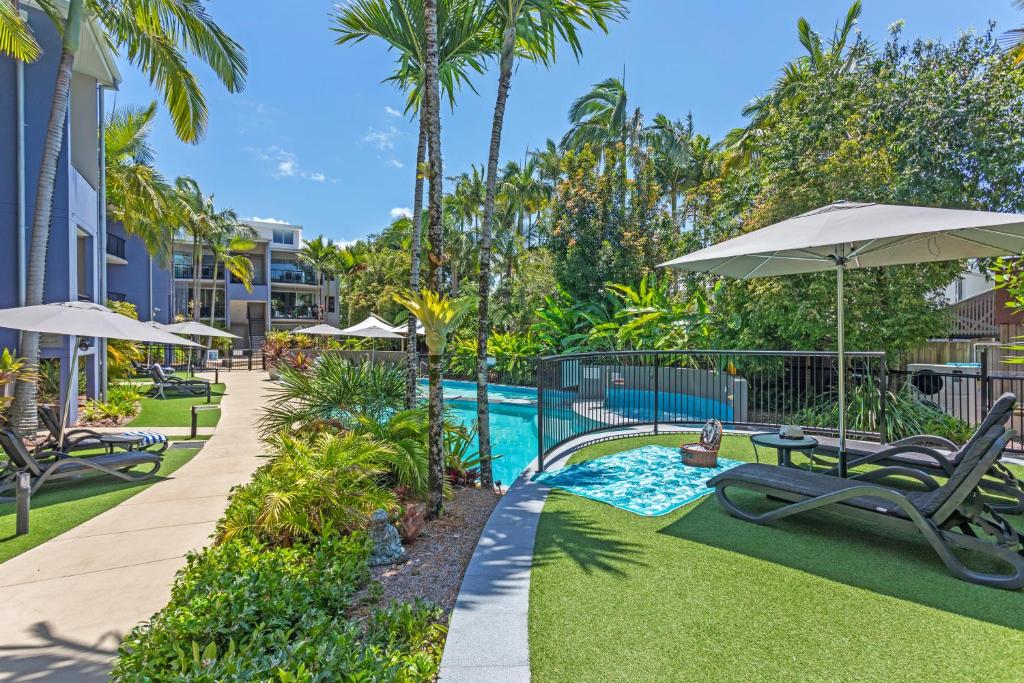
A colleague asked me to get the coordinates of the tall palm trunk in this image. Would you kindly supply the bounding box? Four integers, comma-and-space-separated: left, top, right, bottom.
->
476, 20, 517, 489
405, 119, 427, 409
423, 0, 445, 518
10, 0, 84, 434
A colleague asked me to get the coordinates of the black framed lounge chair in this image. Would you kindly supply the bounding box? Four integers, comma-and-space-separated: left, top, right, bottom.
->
130, 359, 153, 377
707, 425, 1024, 590
814, 393, 1023, 513
36, 405, 168, 455
0, 429, 161, 499
149, 365, 211, 401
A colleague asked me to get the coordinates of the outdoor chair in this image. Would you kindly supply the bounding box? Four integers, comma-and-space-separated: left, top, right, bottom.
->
814, 393, 1023, 513
0, 428, 161, 499
707, 424, 1024, 590
130, 359, 153, 377
36, 405, 168, 455
149, 365, 211, 401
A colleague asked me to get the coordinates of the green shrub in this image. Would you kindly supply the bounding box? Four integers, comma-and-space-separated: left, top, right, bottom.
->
260, 356, 405, 437
80, 383, 145, 422
112, 536, 445, 681
217, 432, 399, 546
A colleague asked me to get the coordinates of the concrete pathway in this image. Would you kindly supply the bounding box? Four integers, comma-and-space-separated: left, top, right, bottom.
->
438, 425, 703, 682
0, 371, 272, 682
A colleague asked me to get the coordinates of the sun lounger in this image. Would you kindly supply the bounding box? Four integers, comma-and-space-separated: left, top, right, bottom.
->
36, 405, 168, 455
0, 428, 162, 499
149, 365, 211, 401
707, 424, 1024, 590
814, 393, 1023, 513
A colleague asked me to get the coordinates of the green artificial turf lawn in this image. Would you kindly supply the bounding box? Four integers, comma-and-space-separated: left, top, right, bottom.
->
0, 440, 205, 564
529, 434, 1024, 683
127, 383, 225, 428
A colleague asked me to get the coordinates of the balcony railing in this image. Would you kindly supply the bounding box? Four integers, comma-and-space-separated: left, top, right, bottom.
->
270, 266, 317, 285
270, 307, 318, 320
106, 233, 126, 260
108, 291, 127, 302
173, 264, 223, 280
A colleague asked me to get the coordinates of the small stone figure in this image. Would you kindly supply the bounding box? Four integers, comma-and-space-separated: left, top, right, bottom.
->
368, 509, 407, 566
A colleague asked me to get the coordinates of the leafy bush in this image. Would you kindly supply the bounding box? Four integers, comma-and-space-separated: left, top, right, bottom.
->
112, 535, 445, 681
447, 331, 542, 385
352, 408, 430, 496
217, 432, 399, 546
80, 382, 145, 423
259, 355, 405, 437
106, 300, 144, 379
792, 375, 973, 442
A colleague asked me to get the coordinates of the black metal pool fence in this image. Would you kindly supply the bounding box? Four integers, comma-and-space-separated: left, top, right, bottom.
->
535, 349, 1024, 471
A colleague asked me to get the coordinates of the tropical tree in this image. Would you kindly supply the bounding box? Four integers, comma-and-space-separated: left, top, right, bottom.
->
0, 0, 40, 62
561, 75, 644, 173
1004, 1, 1024, 64
170, 177, 236, 323
10, 0, 246, 433
334, 244, 368, 325
206, 223, 257, 334
475, 0, 626, 488
394, 289, 475, 517
298, 236, 337, 320
104, 102, 175, 264
332, 0, 492, 408
647, 113, 693, 222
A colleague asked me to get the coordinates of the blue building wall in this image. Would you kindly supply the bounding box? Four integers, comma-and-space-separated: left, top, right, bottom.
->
0, 8, 105, 424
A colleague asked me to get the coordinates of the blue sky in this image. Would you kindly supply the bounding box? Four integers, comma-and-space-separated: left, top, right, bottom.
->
109, 1, 1021, 243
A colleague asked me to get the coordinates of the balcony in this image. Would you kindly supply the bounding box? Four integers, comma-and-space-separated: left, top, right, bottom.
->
173, 264, 223, 280
108, 291, 127, 302
270, 308, 318, 320
270, 266, 318, 286
105, 233, 127, 264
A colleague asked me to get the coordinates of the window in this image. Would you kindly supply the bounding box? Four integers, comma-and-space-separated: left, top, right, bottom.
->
327, 296, 336, 313
272, 229, 295, 245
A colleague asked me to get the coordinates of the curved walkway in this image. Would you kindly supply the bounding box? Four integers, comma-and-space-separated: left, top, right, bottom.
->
0, 371, 271, 682
439, 424, 694, 682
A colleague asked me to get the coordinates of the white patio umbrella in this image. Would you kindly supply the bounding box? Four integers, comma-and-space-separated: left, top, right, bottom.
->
162, 320, 240, 338
291, 323, 348, 336
660, 200, 1024, 475
0, 301, 200, 441
339, 315, 405, 361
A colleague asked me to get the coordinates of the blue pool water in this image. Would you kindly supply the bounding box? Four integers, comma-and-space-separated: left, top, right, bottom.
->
603, 388, 734, 423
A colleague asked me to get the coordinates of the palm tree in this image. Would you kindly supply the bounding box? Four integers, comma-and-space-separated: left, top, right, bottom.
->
500, 156, 545, 244
722, 0, 862, 170
394, 289, 475, 517
475, 0, 626, 487
0, 0, 40, 61
562, 75, 644, 173
531, 138, 563, 195
10, 0, 246, 433
206, 223, 257, 337
332, 0, 492, 409
299, 236, 337, 321
170, 177, 236, 323
1004, 1, 1024, 64
334, 245, 367, 326
647, 113, 693, 222
104, 102, 175, 264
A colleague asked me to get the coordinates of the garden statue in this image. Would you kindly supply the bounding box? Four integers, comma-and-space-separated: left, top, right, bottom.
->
368, 509, 407, 566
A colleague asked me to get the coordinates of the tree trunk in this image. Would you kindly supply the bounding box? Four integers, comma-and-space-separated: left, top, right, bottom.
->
405, 119, 428, 409
423, 0, 445, 518
476, 21, 517, 489
10, 0, 84, 435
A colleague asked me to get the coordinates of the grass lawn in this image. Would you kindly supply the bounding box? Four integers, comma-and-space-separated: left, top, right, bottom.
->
127, 383, 226, 428
0, 440, 205, 564
529, 434, 1024, 682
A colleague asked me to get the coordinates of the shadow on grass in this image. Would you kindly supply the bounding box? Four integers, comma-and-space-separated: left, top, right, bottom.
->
659, 494, 1024, 630
0, 470, 178, 516
534, 507, 647, 577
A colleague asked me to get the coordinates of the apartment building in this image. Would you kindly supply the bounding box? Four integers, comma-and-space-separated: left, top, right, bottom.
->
0, 5, 121, 422
109, 220, 340, 350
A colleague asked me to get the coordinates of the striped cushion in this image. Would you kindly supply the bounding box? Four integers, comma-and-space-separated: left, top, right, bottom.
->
118, 431, 167, 447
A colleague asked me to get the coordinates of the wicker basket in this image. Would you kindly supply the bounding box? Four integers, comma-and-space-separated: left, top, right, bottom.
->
680, 444, 719, 468
680, 420, 723, 468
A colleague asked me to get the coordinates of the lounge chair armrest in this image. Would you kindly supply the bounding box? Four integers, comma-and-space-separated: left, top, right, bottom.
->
889, 434, 959, 451
35, 450, 70, 461
851, 466, 942, 490
848, 445, 955, 475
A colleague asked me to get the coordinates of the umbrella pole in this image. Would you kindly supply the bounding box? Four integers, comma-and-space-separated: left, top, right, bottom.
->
59, 336, 81, 448
836, 264, 847, 478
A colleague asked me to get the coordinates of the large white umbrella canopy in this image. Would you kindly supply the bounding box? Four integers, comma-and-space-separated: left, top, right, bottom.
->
340, 315, 405, 340
163, 320, 240, 339
390, 319, 425, 336
661, 201, 1024, 475
0, 301, 201, 346
0, 302, 200, 440
291, 323, 348, 336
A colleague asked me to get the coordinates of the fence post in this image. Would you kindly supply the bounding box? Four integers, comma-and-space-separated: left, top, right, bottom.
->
536, 359, 545, 472
878, 354, 888, 444
980, 348, 990, 416
191, 405, 199, 439
15, 471, 30, 536
653, 354, 660, 435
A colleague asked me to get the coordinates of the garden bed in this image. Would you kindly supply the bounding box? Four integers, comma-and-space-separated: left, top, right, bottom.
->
373, 487, 499, 619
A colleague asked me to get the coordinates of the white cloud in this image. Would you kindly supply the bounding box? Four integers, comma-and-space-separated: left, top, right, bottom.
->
247, 216, 289, 224
362, 126, 400, 151
390, 207, 412, 219
252, 145, 335, 183
384, 106, 402, 117
388, 159, 404, 169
